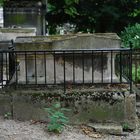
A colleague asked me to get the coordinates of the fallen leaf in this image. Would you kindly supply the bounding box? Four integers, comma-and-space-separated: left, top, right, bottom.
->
81, 125, 102, 138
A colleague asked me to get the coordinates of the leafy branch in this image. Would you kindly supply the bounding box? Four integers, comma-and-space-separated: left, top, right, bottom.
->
45, 102, 70, 133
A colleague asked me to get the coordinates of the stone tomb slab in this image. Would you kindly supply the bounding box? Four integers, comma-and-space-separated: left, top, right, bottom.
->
13, 33, 121, 84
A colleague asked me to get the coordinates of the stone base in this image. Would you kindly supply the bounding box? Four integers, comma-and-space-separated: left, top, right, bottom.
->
0, 87, 136, 130
88, 123, 123, 135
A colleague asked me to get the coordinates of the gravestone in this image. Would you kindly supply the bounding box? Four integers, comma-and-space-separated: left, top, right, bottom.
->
3, 0, 46, 35
12, 33, 121, 84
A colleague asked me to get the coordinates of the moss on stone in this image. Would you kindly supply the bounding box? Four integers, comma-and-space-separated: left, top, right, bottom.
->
0, 28, 35, 33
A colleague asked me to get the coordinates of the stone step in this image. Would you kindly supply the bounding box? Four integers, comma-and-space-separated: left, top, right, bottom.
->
136, 107, 140, 117
136, 102, 140, 107
133, 85, 140, 99
136, 101, 140, 117
87, 123, 123, 135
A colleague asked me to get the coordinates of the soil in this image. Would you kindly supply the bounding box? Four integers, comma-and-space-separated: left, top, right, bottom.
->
0, 117, 140, 140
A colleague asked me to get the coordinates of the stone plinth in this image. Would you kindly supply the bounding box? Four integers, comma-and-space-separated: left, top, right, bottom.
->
0, 28, 36, 41
13, 33, 121, 84
15, 33, 121, 50
0, 87, 136, 130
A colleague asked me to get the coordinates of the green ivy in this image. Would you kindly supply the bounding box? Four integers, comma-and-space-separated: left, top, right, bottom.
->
4, 112, 12, 119
121, 23, 140, 48
0, 0, 4, 6
132, 65, 140, 82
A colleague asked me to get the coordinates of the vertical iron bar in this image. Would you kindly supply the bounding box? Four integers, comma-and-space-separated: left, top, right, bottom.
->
1, 52, 3, 88
5, 52, 8, 83
44, 52, 47, 84
15, 52, 18, 85
35, 52, 37, 85
101, 51, 103, 83
120, 51, 122, 83
54, 51, 56, 84
92, 51, 94, 84
129, 44, 133, 93
63, 51, 66, 93
25, 52, 28, 85
127, 53, 129, 78
135, 51, 137, 83
82, 50, 84, 84
73, 50, 75, 84
111, 51, 113, 84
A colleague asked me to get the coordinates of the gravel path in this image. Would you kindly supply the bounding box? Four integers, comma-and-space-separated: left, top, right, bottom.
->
0, 117, 140, 140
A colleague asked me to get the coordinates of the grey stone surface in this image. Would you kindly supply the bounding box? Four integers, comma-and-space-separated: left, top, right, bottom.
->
15, 33, 121, 50
88, 123, 123, 135
13, 95, 47, 121
0, 94, 12, 116
136, 102, 140, 117
0, 88, 136, 130
124, 93, 137, 129
0, 28, 36, 41
12, 52, 118, 84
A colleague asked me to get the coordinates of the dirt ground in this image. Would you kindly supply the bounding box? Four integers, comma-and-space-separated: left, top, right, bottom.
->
0, 117, 140, 140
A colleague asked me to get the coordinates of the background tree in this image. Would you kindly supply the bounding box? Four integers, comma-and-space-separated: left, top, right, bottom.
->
0, 0, 5, 6
47, 0, 140, 34
47, 0, 79, 33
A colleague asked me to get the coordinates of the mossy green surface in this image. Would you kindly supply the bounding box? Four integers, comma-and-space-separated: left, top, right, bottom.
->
0, 87, 135, 129
0, 28, 35, 33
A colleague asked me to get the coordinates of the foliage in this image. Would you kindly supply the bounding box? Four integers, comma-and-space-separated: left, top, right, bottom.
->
47, 0, 79, 34
130, 9, 140, 17
4, 112, 12, 119
122, 122, 132, 132
0, 0, 5, 6
121, 23, 140, 48
47, 0, 140, 34
48, 0, 79, 17
132, 65, 140, 82
45, 102, 70, 133
122, 123, 129, 130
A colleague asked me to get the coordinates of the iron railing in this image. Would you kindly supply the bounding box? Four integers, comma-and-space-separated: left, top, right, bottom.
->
0, 48, 132, 92
131, 49, 140, 85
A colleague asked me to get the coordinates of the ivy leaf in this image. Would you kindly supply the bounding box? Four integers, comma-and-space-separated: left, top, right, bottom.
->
129, 9, 140, 17
64, 0, 79, 5
64, 7, 79, 17
47, 3, 56, 12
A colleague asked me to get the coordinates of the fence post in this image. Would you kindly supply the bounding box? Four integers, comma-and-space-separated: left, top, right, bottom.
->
63, 51, 66, 93
129, 43, 133, 93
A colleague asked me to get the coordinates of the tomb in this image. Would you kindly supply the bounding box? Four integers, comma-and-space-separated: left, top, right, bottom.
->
13, 33, 121, 84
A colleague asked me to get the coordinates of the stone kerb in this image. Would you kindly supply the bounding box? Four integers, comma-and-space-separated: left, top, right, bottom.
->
13, 33, 121, 84
0, 28, 36, 41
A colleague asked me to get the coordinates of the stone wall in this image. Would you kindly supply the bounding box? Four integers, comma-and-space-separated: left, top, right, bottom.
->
0, 86, 136, 129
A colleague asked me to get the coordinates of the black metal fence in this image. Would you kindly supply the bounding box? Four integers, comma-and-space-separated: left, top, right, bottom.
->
132, 49, 140, 85
0, 48, 132, 92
